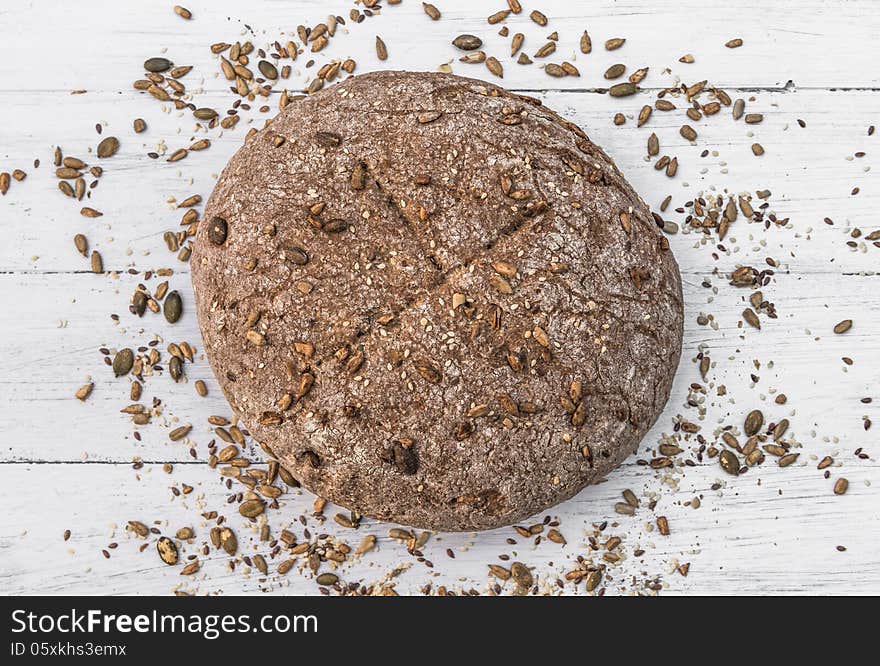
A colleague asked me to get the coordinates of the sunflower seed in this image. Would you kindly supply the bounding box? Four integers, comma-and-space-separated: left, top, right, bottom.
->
604, 63, 625, 79
423, 2, 441, 20
75, 383, 93, 401
511, 33, 524, 56
486, 56, 503, 77
648, 132, 659, 156
680, 125, 697, 141
580, 31, 592, 54
375, 36, 388, 60
90, 250, 103, 273
609, 82, 636, 97
460, 50, 486, 63
630, 67, 649, 84
743, 307, 760, 329
510, 561, 533, 587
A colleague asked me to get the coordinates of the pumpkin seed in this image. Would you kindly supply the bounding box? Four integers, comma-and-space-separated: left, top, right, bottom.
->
744, 409, 764, 436
164, 291, 183, 323
316, 573, 338, 586
239, 499, 266, 518
157, 536, 179, 565
96, 137, 119, 158
453, 34, 483, 50
719, 449, 740, 475
144, 57, 173, 73
258, 60, 278, 80
112, 348, 134, 377
194, 107, 218, 120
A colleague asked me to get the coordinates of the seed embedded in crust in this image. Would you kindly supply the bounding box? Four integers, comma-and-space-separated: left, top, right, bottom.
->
379, 439, 418, 475
208, 217, 228, 245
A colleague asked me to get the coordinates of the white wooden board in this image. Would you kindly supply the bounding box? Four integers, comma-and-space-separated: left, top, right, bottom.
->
0, 0, 877, 596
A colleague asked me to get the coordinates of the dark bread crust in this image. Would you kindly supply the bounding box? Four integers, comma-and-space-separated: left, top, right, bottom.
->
191, 71, 683, 531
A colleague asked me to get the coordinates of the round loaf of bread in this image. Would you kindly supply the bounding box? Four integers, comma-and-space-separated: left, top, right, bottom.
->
192, 70, 683, 531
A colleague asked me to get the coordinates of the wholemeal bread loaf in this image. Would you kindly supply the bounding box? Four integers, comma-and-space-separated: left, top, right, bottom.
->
192, 70, 683, 531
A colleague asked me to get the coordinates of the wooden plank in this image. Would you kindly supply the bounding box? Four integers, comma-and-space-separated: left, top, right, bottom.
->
0, 0, 878, 92
0, 271, 876, 462
1, 89, 877, 274
1, 459, 875, 595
